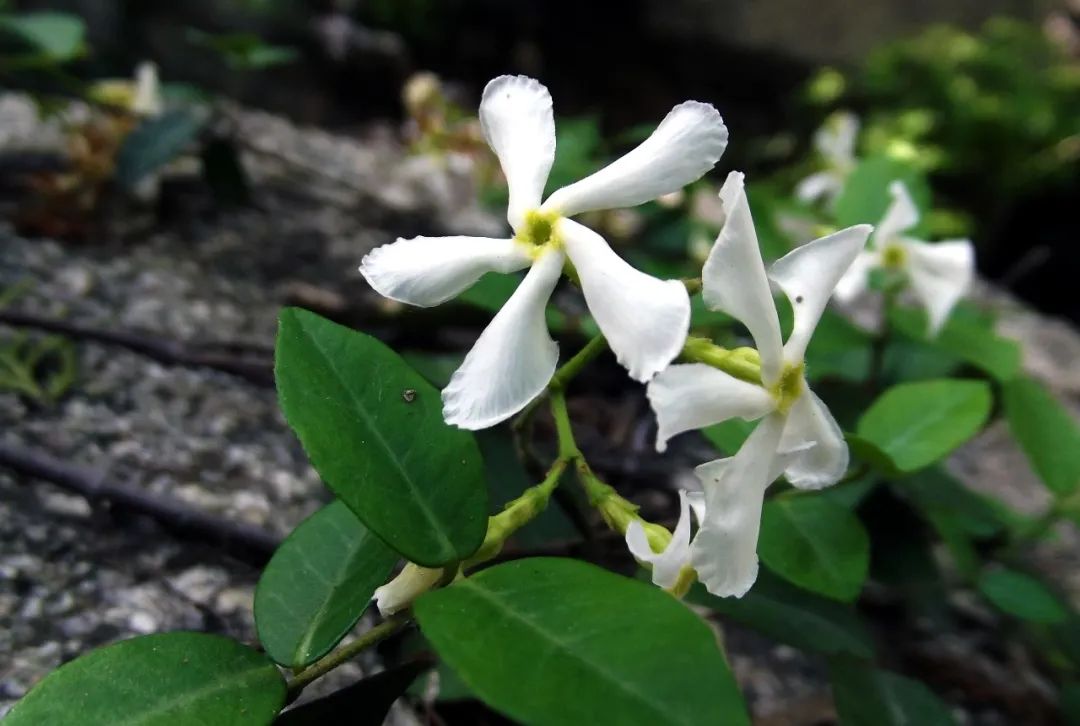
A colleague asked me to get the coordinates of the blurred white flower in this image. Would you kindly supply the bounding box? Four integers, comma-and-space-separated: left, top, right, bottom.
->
637, 171, 870, 597
361, 75, 728, 429
795, 111, 859, 207
834, 180, 974, 336
132, 61, 163, 118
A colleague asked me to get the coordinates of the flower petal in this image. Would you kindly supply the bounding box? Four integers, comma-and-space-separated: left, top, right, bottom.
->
902, 238, 975, 336
360, 236, 531, 307
479, 75, 556, 230
833, 249, 880, 304
816, 111, 859, 167
872, 180, 920, 248
373, 562, 443, 616
769, 224, 872, 363
133, 61, 163, 117
779, 388, 848, 489
794, 171, 841, 205
690, 413, 786, 598
647, 363, 774, 453
543, 101, 727, 216
626, 491, 694, 590
561, 219, 689, 382
702, 172, 784, 385
442, 250, 563, 429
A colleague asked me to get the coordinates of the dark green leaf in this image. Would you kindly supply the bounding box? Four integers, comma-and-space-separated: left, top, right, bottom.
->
0, 12, 85, 61
759, 495, 870, 601
5, 633, 285, 725
255, 500, 398, 668
846, 433, 902, 475
978, 568, 1069, 625
275, 308, 487, 566
889, 305, 1020, 382
116, 110, 207, 190
1003, 377, 1080, 497
805, 310, 873, 383
830, 658, 957, 726
900, 468, 1005, 578
702, 417, 758, 456
690, 570, 874, 658
275, 660, 429, 725
857, 379, 992, 472
835, 156, 932, 234
415, 558, 750, 726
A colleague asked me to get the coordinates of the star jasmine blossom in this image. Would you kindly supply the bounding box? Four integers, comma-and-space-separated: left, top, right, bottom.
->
795, 111, 859, 207
633, 171, 871, 598
834, 180, 975, 336
360, 75, 728, 429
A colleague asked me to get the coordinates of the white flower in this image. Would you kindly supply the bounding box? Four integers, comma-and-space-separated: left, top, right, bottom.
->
636, 171, 871, 597
373, 562, 443, 616
361, 75, 728, 429
132, 61, 163, 118
795, 111, 859, 207
834, 180, 975, 336
625, 490, 703, 591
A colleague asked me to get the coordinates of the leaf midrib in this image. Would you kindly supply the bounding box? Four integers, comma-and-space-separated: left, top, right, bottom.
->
291, 314, 455, 559
455, 580, 710, 726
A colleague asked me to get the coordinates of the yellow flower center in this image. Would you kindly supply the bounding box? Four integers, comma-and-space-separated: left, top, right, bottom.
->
882, 243, 907, 270
770, 362, 806, 414
517, 209, 562, 254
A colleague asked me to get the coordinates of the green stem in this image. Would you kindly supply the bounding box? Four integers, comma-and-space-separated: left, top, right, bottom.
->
550, 334, 608, 392
549, 390, 580, 459
286, 616, 410, 697
464, 458, 568, 569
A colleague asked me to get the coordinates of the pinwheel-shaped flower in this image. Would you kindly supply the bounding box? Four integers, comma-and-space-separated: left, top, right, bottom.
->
630, 171, 870, 597
795, 111, 859, 207
834, 181, 974, 335
361, 75, 728, 429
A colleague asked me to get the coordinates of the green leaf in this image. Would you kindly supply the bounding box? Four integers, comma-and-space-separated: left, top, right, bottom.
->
702, 417, 757, 456
978, 568, 1069, 625
805, 310, 873, 383
830, 658, 957, 726
690, 570, 874, 658
901, 468, 1004, 578
5, 633, 285, 725
275, 308, 487, 566
857, 379, 992, 472
115, 110, 207, 190
0, 12, 85, 61
889, 305, 1020, 382
835, 156, 932, 234
415, 558, 750, 726
846, 433, 902, 475
759, 495, 870, 601
1003, 377, 1080, 497
275, 660, 429, 725
255, 500, 398, 668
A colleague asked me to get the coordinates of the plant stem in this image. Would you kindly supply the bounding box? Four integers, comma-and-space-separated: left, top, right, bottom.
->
549, 390, 580, 459
286, 616, 410, 697
550, 334, 609, 391
464, 458, 569, 569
